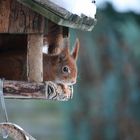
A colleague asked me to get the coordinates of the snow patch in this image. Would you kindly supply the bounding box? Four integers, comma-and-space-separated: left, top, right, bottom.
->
51, 0, 96, 18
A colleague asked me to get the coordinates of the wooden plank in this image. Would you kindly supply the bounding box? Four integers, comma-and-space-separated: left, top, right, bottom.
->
17, 0, 65, 26
27, 34, 43, 82
17, 0, 96, 31
8, 0, 45, 33
0, 0, 11, 32
3, 80, 73, 101
34, 0, 71, 18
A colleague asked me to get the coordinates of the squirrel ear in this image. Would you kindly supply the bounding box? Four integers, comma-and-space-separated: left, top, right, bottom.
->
71, 38, 80, 61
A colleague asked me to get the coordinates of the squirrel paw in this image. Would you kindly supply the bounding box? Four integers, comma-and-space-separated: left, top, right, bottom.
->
45, 81, 73, 101
58, 84, 73, 100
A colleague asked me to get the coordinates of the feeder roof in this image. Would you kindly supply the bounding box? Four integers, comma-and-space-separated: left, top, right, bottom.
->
17, 0, 97, 31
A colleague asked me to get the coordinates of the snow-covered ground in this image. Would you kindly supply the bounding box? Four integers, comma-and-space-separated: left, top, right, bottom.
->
51, 0, 96, 18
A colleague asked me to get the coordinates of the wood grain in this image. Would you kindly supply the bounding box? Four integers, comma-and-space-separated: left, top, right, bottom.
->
0, 0, 11, 32
3, 80, 73, 101
27, 34, 43, 82
9, 0, 45, 33
0, 0, 45, 33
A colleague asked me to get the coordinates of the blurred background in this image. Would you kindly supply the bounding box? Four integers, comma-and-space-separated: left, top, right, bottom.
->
1, 0, 140, 140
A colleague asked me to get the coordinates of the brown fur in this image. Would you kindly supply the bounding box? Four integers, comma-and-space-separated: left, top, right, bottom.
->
0, 38, 79, 85
43, 38, 80, 85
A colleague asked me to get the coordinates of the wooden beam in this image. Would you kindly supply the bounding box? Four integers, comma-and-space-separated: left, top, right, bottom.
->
3, 80, 72, 101
0, 0, 11, 32
46, 21, 69, 54
17, 0, 96, 31
27, 34, 43, 82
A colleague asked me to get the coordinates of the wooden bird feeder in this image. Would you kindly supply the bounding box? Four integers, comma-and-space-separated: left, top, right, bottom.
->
0, 0, 96, 101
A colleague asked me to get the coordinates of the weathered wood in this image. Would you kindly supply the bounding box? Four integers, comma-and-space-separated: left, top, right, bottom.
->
0, 0, 45, 33
46, 21, 69, 54
0, 0, 11, 32
8, 0, 45, 33
3, 80, 72, 101
0, 0, 96, 33
17, 0, 96, 31
33, 0, 71, 18
27, 34, 43, 82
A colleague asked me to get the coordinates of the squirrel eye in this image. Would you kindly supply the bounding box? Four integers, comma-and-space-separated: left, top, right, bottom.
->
62, 66, 70, 74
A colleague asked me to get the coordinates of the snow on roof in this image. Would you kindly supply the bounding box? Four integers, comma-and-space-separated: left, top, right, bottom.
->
17, 0, 97, 31
51, 0, 96, 18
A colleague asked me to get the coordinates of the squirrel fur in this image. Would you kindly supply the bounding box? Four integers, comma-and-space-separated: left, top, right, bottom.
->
0, 38, 79, 85
43, 38, 79, 85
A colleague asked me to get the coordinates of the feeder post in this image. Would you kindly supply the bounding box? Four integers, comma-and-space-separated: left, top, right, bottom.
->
27, 34, 43, 82
46, 21, 69, 54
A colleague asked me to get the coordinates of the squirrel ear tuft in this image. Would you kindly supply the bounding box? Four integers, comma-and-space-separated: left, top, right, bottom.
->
71, 38, 80, 61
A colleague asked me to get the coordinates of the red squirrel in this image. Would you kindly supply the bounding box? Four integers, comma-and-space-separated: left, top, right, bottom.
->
43, 38, 79, 85
0, 38, 79, 85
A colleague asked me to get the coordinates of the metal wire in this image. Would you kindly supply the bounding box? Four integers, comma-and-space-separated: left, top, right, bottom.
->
0, 79, 8, 122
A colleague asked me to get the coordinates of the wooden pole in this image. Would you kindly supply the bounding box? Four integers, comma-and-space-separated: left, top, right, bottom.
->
27, 34, 43, 82
3, 80, 72, 101
46, 21, 69, 54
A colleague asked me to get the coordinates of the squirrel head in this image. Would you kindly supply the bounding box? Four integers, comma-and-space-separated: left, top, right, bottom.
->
43, 38, 79, 85
56, 39, 79, 85
55, 38, 80, 85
